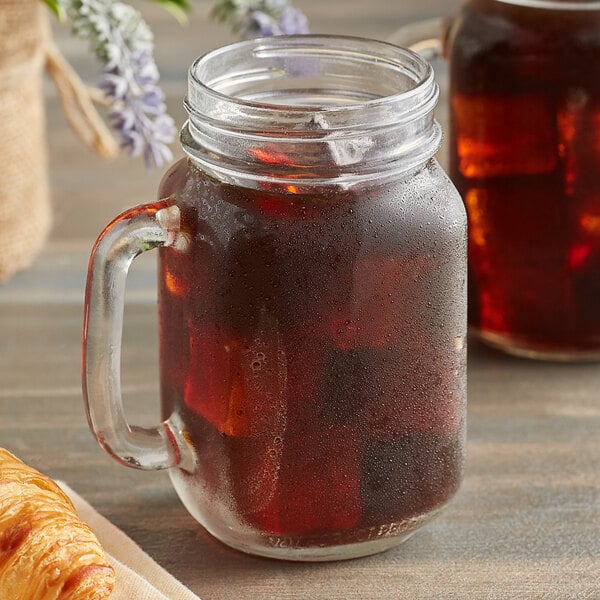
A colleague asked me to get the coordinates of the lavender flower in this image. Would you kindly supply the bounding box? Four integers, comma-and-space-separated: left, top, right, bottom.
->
213, 0, 310, 38
279, 6, 310, 35
63, 0, 176, 169
49, 0, 309, 168
246, 10, 281, 37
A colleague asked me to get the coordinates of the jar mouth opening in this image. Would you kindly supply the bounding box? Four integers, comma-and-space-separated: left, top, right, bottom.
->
187, 35, 434, 121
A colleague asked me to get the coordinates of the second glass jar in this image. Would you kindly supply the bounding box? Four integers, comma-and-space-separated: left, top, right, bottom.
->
446, 0, 600, 359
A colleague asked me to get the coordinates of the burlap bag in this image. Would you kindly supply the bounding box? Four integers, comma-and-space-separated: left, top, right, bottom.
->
0, 1, 120, 283
0, 0, 52, 282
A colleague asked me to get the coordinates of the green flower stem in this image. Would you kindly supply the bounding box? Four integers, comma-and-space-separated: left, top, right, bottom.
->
43, 0, 66, 20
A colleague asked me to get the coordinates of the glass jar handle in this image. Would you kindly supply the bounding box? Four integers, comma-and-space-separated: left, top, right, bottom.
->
387, 17, 445, 60
82, 201, 191, 471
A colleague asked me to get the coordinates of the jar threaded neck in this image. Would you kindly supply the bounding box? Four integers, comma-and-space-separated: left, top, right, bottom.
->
182, 35, 441, 188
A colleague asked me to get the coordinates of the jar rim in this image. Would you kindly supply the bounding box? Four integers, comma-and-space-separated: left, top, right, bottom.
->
187, 35, 435, 121
182, 35, 441, 188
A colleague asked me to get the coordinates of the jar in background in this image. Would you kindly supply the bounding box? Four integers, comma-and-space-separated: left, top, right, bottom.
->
449, 0, 600, 359
393, 0, 600, 359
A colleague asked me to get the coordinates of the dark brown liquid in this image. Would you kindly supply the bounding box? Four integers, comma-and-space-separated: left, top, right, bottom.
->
157, 159, 465, 543
447, 0, 600, 353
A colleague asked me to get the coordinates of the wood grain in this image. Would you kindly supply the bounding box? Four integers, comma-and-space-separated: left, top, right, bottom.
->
0, 1, 598, 598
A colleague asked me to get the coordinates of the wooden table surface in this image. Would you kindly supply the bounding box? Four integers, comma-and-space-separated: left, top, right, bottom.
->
1, 1, 599, 598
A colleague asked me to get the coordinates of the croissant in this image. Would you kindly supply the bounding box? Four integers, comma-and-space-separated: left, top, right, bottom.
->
0, 448, 115, 599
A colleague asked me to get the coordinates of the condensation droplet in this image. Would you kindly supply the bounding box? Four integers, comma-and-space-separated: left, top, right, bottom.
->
454, 335, 465, 351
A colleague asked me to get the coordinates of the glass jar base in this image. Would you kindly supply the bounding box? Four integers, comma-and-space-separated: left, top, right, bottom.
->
475, 328, 600, 362
199, 508, 444, 562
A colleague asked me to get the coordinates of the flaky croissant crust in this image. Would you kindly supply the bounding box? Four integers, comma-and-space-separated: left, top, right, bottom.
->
0, 449, 115, 599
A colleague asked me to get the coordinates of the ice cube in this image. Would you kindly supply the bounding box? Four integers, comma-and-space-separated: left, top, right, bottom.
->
184, 316, 287, 438
452, 92, 558, 179
276, 425, 362, 535
464, 181, 573, 337
311, 113, 374, 167
326, 254, 432, 350
317, 348, 371, 426
558, 89, 600, 198
360, 431, 463, 526
359, 348, 466, 437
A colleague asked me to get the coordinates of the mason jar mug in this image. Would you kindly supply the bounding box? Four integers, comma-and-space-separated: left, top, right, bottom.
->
82, 35, 467, 561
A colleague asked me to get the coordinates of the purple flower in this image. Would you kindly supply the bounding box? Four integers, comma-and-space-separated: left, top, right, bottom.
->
141, 88, 167, 115
66, 0, 176, 169
244, 5, 309, 37
103, 45, 176, 169
279, 6, 310, 35
216, 1, 310, 39
152, 114, 178, 144
98, 73, 128, 101
131, 47, 160, 85
67, 0, 310, 168
118, 128, 145, 156
246, 10, 282, 37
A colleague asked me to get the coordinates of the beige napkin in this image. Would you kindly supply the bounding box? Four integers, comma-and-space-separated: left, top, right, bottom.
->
58, 482, 201, 600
